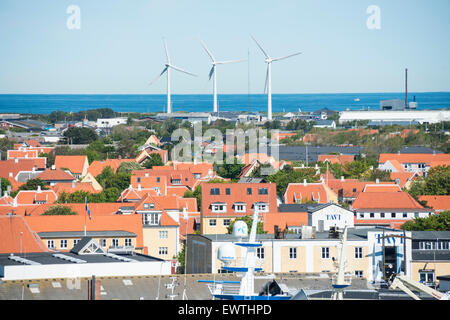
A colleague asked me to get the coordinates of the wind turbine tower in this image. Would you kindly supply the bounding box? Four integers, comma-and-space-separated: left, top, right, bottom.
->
200, 39, 245, 113
149, 38, 197, 114
251, 36, 302, 121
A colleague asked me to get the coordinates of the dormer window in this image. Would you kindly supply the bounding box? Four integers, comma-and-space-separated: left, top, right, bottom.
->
143, 213, 160, 226
211, 203, 227, 213
234, 203, 246, 213
254, 203, 269, 212
193, 173, 201, 179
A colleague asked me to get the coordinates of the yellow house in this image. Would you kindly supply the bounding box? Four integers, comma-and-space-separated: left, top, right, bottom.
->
186, 230, 370, 279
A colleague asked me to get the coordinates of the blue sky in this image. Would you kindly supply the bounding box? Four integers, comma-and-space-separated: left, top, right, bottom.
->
0, 0, 449, 94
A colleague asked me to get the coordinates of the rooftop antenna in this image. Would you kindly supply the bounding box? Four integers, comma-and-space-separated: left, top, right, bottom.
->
251, 35, 302, 121
149, 38, 197, 114
199, 38, 246, 114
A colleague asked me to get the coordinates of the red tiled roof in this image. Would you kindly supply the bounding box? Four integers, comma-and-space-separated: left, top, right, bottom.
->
352, 192, 425, 210
25, 214, 144, 248
362, 184, 402, 193
0, 215, 48, 253
202, 182, 277, 218
417, 195, 450, 212
52, 182, 101, 195
326, 179, 395, 199
379, 153, 450, 165
390, 172, 417, 188
27, 202, 129, 217
87, 159, 136, 177
36, 168, 75, 181
0, 158, 47, 180
318, 154, 355, 165
263, 212, 308, 234
54, 155, 88, 175
284, 183, 329, 204
15, 190, 58, 205
7, 150, 39, 159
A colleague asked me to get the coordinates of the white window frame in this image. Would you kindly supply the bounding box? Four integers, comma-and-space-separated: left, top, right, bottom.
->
47, 240, 55, 249
211, 204, 227, 213
257, 247, 265, 260
112, 238, 119, 247
223, 219, 231, 226
322, 247, 330, 259
209, 219, 217, 227
159, 230, 168, 239
355, 247, 363, 259
159, 247, 168, 255
255, 203, 269, 213
100, 238, 107, 247
234, 203, 246, 213
60, 239, 67, 249
289, 247, 297, 259
124, 238, 132, 247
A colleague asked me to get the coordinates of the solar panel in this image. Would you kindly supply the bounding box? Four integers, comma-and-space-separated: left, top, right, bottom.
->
53, 253, 87, 264
8, 254, 41, 265
104, 252, 138, 263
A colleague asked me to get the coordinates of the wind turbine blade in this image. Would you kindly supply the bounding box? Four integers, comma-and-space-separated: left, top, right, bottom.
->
163, 38, 170, 63
208, 66, 215, 81
149, 67, 168, 86
251, 35, 269, 59
264, 65, 269, 94
199, 39, 215, 62
170, 65, 197, 77
272, 51, 302, 62
215, 59, 247, 65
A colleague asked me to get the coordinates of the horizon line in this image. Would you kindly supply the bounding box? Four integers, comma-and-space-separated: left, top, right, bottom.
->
0, 91, 449, 95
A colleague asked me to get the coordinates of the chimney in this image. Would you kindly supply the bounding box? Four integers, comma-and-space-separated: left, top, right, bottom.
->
376, 179, 380, 184
14, 158, 18, 163
341, 176, 345, 182
9, 172, 13, 178
145, 173, 149, 178
138, 184, 142, 191
303, 179, 307, 186
37, 185, 41, 193
51, 165, 56, 170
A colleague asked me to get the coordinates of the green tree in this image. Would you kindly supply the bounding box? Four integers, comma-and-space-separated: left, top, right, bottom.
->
42, 205, 78, 216
63, 127, 98, 144
266, 165, 320, 197
143, 154, 163, 169
184, 185, 202, 211
215, 158, 245, 181
401, 211, 450, 231
0, 178, 11, 195
227, 216, 266, 235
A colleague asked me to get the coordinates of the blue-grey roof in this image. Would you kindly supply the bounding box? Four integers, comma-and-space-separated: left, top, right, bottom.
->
271, 146, 364, 162
0, 252, 163, 266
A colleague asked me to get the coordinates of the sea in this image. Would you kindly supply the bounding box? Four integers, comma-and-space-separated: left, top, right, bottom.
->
0, 92, 449, 115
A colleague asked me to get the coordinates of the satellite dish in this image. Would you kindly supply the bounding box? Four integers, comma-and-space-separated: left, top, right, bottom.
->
217, 244, 236, 266
233, 221, 248, 237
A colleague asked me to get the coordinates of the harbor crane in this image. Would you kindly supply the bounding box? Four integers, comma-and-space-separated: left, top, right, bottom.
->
389, 274, 450, 300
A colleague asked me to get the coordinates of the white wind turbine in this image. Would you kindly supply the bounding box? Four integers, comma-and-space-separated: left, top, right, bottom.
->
149, 38, 197, 114
200, 39, 246, 113
251, 36, 302, 121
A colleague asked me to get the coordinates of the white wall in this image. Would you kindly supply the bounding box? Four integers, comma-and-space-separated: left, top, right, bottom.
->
311, 205, 355, 232
339, 110, 450, 124
1, 260, 172, 281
